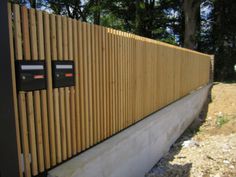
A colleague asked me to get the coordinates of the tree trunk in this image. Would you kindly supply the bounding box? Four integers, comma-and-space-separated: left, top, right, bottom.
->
29, 0, 36, 8
135, 0, 154, 38
182, 0, 201, 50
135, 0, 142, 35
94, 0, 101, 25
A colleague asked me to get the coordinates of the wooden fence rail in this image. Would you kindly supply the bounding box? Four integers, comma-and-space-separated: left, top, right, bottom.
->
8, 3, 211, 177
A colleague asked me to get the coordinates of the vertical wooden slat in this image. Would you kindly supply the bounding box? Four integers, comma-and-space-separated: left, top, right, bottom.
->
99, 26, 105, 140
123, 32, 126, 127
125, 33, 128, 127
56, 16, 69, 160
44, 11, 56, 167
125, 33, 129, 125
131, 34, 135, 124
82, 22, 90, 148
21, 7, 39, 176
73, 19, 81, 153
87, 23, 94, 146
78, 20, 86, 150
105, 28, 111, 137
110, 29, 116, 134
125, 33, 128, 126
115, 30, 120, 131
19, 11, 34, 176
121, 31, 125, 129
68, 18, 77, 156
91, 24, 98, 144
118, 31, 122, 129
29, 9, 44, 173
137, 35, 141, 121
9, 4, 23, 177
37, 10, 50, 170
116, 31, 120, 130
95, 25, 101, 142
18, 95, 31, 177
51, 14, 62, 164
62, 16, 72, 158
127, 33, 131, 126
115, 30, 119, 131
108, 29, 114, 134
102, 27, 107, 138
122, 32, 126, 126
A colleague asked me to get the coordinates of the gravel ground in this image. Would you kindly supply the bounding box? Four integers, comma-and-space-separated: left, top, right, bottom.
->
146, 83, 236, 177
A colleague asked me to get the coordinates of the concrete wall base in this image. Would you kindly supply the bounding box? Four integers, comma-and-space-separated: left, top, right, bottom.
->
48, 84, 211, 177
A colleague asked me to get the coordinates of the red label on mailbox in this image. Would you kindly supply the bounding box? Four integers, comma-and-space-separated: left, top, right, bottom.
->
34, 75, 44, 79
65, 73, 73, 77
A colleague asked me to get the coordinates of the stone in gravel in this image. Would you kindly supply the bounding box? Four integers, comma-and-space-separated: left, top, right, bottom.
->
182, 140, 199, 148
223, 160, 230, 164
213, 173, 221, 177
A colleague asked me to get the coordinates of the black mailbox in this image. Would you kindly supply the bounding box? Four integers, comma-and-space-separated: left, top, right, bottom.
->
52, 61, 75, 88
15, 60, 47, 91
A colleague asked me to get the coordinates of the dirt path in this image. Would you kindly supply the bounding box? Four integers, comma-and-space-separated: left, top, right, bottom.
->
146, 83, 236, 177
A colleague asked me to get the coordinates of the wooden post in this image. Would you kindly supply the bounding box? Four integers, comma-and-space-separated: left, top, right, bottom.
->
0, 1, 20, 177
210, 55, 215, 83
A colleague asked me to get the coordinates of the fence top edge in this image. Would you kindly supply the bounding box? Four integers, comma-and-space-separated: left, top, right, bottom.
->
8, 2, 212, 59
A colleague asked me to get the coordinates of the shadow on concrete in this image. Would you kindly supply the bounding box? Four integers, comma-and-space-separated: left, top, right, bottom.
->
145, 84, 214, 177
186, 83, 214, 135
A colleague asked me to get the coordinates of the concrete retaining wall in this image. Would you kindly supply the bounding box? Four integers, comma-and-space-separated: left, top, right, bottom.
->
48, 84, 211, 177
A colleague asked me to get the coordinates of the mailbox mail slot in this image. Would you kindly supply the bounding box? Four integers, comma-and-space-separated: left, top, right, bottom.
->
15, 60, 47, 91
52, 61, 75, 88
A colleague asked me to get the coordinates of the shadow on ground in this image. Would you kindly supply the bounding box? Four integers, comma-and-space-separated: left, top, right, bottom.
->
145, 84, 214, 177
185, 83, 214, 135
146, 162, 192, 177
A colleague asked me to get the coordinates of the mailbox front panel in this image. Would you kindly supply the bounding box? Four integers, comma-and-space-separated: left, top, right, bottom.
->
15, 60, 47, 91
52, 61, 75, 88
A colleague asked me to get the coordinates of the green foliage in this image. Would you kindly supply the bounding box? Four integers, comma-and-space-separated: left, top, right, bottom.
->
100, 13, 125, 31
216, 114, 229, 127
139, 2, 145, 9
199, 0, 236, 81
99, 0, 178, 44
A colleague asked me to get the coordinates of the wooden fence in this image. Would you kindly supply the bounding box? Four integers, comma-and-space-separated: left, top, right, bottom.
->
8, 3, 211, 177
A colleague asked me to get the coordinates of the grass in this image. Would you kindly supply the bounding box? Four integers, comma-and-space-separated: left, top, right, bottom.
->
216, 114, 229, 127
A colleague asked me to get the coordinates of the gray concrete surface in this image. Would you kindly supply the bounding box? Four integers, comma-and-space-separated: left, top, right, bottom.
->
48, 84, 211, 177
